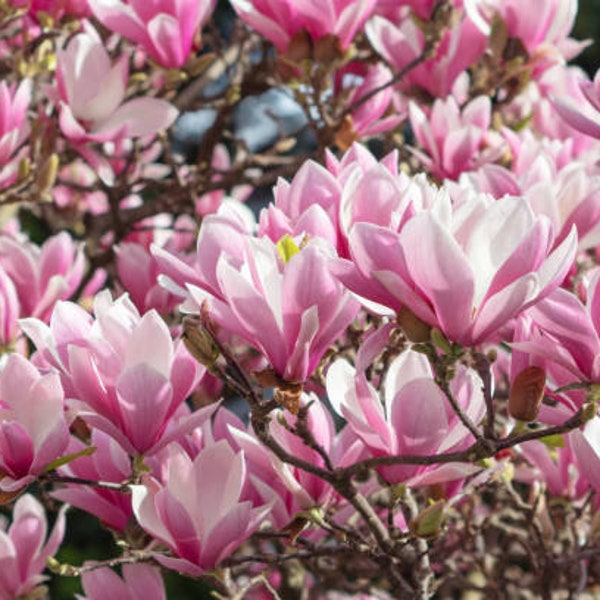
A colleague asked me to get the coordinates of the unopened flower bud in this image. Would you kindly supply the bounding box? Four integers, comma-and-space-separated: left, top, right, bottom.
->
409, 499, 446, 539
182, 318, 219, 369
508, 366, 546, 422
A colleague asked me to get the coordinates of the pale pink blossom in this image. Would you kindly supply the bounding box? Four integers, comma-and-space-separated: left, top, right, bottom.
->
0, 231, 86, 322
230, 0, 378, 53
455, 131, 600, 251
510, 271, 600, 412
229, 395, 357, 529
334, 63, 405, 146
327, 324, 485, 487
0, 267, 19, 348
156, 210, 359, 382
91, 0, 216, 68
338, 189, 577, 346
78, 564, 165, 600
408, 95, 503, 181
366, 12, 487, 99
52, 430, 133, 532
465, 0, 584, 62
131, 440, 272, 575
0, 354, 69, 492
21, 291, 206, 456
517, 434, 592, 503
55, 27, 178, 143
0, 80, 31, 187
0, 494, 66, 599
553, 68, 600, 140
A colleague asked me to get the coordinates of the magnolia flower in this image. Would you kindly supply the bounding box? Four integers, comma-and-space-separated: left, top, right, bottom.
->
0, 354, 69, 492
339, 189, 577, 346
91, 0, 216, 68
0, 231, 86, 322
0, 494, 67, 599
21, 291, 206, 456
78, 564, 165, 600
131, 440, 272, 575
366, 13, 487, 99
0, 79, 31, 187
55, 27, 178, 143
409, 95, 503, 181
52, 430, 133, 532
327, 325, 485, 487
230, 0, 377, 53
553, 68, 600, 140
155, 209, 359, 383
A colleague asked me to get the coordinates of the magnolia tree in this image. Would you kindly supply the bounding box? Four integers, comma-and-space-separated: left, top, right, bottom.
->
2, 0, 600, 598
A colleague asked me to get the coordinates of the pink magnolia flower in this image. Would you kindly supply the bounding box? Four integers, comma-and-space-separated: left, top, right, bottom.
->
21, 291, 206, 456
409, 95, 504, 181
10, 0, 91, 19
91, 0, 216, 68
0, 494, 67, 599
131, 439, 272, 575
259, 144, 423, 259
155, 211, 359, 383
517, 434, 593, 503
0, 231, 86, 322
327, 323, 485, 487
465, 0, 584, 61
229, 0, 378, 53
229, 395, 358, 529
0, 79, 31, 187
455, 130, 600, 251
334, 63, 404, 148
0, 354, 69, 492
339, 189, 577, 346
0, 267, 19, 349
52, 430, 133, 532
116, 214, 196, 313
553, 68, 600, 140
366, 12, 487, 99
55, 27, 178, 143
509, 272, 600, 418
78, 564, 165, 600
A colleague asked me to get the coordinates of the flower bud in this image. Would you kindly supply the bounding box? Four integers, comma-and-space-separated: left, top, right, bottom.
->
397, 306, 432, 343
508, 366, 546, 422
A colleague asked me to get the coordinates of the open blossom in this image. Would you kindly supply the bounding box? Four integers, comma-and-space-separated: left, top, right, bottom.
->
91, 0, 216, 68
0, 231, 86, 322
553, 68, 600, 140
131, 440, 272, 575
366, 12, 487, 99
510, 272, 600, 412
0, 80, 31, 187
454, 131, 600, 250
55, 27, 178, 143
229, 0, 377, 53
327, 324, 485, 488
52, 430, 133, 532
338, 188, 577, 346
155, 210, 359, 382
465, 0, 584, 62
21, 291, 206, 456
78, 564, 165, 600
0, 494, 66, 599
409, 95, 504, 181
229, 395, 357, 529
334, 63, 404, 149
0, 354, 69, 492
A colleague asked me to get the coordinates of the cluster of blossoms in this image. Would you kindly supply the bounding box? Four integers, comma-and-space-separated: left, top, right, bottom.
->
1, 0, 600, 598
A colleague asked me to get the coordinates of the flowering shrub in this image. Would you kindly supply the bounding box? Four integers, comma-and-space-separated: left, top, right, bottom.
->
1, 1, 600, 598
